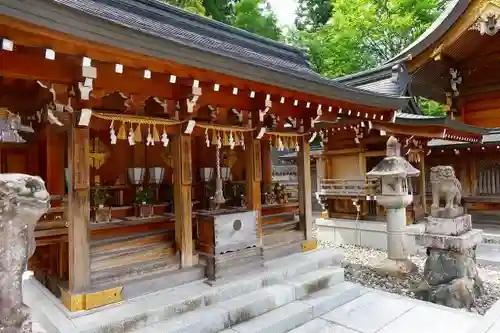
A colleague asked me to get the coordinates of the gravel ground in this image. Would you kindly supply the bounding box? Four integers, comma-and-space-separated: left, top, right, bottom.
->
318, 240, 500, 315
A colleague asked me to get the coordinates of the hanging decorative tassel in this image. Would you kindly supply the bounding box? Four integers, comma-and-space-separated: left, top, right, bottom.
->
295, 138, 300, 152
146, 126, 154, 146
205, 129, 210, 147
222, 131, 229, 146
240, 132, 245, 150
217, 133, 222, 149
229, 131, 235, 149
109, 120, 117, 145
161, 125, 169, 147
117, 121, 127, 140
278, 137, 284, 151
234, 131, 240, 146
134, 123, 142, 142
127, 123, 135, 146
152, 125, 160, 142
273, 135, 279, 149
211, 130, 218, 145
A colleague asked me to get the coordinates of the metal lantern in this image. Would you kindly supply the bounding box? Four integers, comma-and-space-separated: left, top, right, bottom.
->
149, 167, 165, 184
128, 167, 145, 185
200, 167, 214, 182
220, 167, 231, 181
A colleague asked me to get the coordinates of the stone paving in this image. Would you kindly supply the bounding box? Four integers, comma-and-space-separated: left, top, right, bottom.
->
26, 219, 500, 333
28, 282, 500, 333
296, 288, 481, 333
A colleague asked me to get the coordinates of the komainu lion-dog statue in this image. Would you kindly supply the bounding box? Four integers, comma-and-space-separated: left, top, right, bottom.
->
0, 174, 50, 333
429, 166, 462, 218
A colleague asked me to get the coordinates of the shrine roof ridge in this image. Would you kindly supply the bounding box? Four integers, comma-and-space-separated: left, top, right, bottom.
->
1, 0, 410, 110
394, 112, 491, 135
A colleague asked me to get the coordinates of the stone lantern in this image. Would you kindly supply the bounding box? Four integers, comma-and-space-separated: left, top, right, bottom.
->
366, 136, 420, 275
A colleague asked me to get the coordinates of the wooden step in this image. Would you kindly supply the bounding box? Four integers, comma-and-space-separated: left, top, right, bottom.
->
91, 242, 175, 272
262, 230, 305, 260
90, 230, 173, 255
91, 256, 180, 286
262, 212, 297, 224
263, 219, 299, 231
263, 230, 305, 248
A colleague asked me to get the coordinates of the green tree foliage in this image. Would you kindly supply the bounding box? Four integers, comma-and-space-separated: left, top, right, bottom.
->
233, 0, 282, 40
286, 0, 449, 115
306, 0, 446, 77
295, 0, 333, 32
418, 97, 445, 116
203, 0, 238, 24
162, 0, 206, 15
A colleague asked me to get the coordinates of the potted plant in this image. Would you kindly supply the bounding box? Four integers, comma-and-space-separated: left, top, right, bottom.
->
91, 186, 111, 223
134, 186, 154, 218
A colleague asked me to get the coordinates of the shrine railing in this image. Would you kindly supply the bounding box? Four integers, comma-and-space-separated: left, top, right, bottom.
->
318, 179, 380, 197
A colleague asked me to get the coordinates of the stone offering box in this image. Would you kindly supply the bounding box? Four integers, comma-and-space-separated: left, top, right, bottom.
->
197, 209, 263, 283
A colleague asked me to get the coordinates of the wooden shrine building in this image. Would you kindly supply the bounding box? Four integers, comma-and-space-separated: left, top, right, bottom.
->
0, 0, 411, 311
317, 0, 500, 227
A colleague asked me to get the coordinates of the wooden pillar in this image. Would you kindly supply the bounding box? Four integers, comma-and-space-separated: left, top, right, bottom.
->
297, 136, 313, 240
316, 156, 325, 192
46, 128, 66, 196
67, 123, 91, 292
172, 134, 193, 267
470, 157, 477, 196
419, 152, 427, 214
261, 142, 272, 185
245, 137, 262, 244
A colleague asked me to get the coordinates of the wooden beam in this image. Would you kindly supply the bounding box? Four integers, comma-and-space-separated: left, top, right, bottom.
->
245, 137, 263, 244
0, 50, 78, 83
67, 121, 91, 292
322, 148, 362, 156
297, 136, 313, 240
172, 134, 193, 267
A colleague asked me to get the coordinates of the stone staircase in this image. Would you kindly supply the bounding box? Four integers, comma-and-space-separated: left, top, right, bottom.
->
27, 248, 363, 333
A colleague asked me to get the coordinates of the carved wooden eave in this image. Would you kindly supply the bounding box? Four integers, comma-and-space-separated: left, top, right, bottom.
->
408, 0, 500, 73
372, 122, 482, 143
469, 1, 500, 35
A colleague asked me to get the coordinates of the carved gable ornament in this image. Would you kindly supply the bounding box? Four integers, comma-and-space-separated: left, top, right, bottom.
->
469, 2, 500, 36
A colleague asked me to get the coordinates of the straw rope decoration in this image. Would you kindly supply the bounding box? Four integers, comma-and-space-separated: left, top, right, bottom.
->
266, 131, 308, 152
92, 112, 185, 147
94, 112, 312, 151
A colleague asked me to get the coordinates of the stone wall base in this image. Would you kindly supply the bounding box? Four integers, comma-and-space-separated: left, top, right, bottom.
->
316, 218, 425, 255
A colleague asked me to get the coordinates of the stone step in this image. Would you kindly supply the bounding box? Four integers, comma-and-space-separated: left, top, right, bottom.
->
224, 301, 314, 333
131, 267, 346, 333
65, 249, 343, 333
285, 267, 345, 299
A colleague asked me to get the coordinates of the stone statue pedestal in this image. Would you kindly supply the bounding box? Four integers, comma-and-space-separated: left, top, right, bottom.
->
415, 213, 484, 309
430, 206, 464, 219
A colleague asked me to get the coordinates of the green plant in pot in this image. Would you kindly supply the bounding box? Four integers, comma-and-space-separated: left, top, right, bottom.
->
91, 186, 111, 223
134, 186, 154, 218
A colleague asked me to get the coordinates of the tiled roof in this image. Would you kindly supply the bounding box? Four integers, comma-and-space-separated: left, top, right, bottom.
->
1, 0, 410, 110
